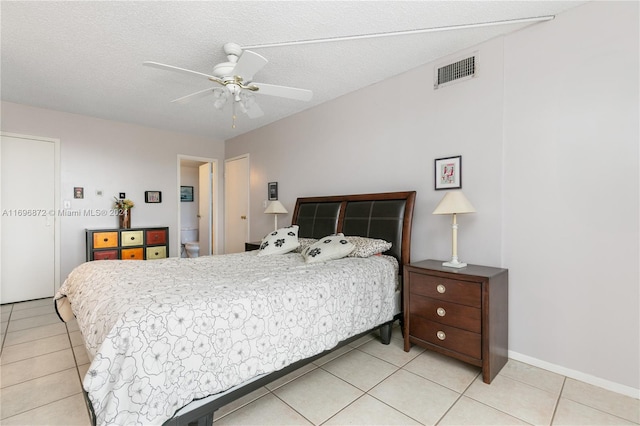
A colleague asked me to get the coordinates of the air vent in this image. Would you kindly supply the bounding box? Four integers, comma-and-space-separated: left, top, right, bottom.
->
434, 55, 476, 89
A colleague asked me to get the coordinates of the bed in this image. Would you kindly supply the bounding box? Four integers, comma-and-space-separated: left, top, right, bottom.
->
54, 190, 416, 426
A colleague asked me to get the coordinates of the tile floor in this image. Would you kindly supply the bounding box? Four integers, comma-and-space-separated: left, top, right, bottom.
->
1, 298, 638, 425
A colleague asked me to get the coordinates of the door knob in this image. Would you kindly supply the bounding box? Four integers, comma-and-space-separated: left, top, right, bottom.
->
240, 215, 247, 220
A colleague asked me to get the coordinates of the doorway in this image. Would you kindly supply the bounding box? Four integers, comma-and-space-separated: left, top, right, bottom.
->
224, 154, 250, 254
178, 156, 218, 257
1, 133, 60, 303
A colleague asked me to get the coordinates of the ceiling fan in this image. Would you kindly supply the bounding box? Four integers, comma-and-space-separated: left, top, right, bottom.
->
143, 42, 313, 127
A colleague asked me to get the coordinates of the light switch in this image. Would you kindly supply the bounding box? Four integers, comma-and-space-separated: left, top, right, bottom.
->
63, 200, 71, 209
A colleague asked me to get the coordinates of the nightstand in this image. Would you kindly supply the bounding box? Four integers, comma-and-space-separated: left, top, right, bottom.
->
403, 259, 508, 384
244, 241, 261, 251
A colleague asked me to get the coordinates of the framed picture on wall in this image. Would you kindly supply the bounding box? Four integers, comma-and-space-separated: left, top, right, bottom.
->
435, 155, 462, 190
180, 186, 194, 202
145, 191, 162, 203
268, 182, 278, 200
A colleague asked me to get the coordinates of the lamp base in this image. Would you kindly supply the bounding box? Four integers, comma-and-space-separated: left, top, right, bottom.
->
443, 260, 467, 268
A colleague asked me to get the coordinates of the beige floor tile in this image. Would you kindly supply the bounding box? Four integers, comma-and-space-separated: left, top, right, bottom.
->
312, 344, 353, 366
214, 386, 270, 419
265, 362, 316, 390
500, 359, 565, 395
322, 348, 398, 391
9, 304, 56, 320
1, 348, 76, 387
325, 394, 421, 425
464, 374, 558, 425
357, 336, 424, 367
561, 378, 640, 423
66, 319, 80, 332
72, 344, 90, 366
369, 369, 460, 425
553, 397, 637, 425
69, 330, 85, 347
1, 312, 11, 322
78, 363, 90, 380
1, 393, 91, 425
6, 313, 61, 333
404, 350, 480, 393
273, 368, 363, 425
347, 332, 376, 348
11, 298, 51, 311
0, 304, 13, 315
439, 396, 529, 425
3, 323, 67, 347
1, 334, 71, 365
214, 393, 312, 425
0, 368, 82, 419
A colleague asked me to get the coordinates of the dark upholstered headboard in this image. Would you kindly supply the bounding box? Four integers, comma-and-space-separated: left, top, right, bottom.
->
291, 191, 416, 269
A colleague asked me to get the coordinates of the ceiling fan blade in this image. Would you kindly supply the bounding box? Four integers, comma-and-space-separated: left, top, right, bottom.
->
143, 61, 224, 84
251, 82, 313, 102
232, 50, 268, 81
171, 88, 215, 104
245, 102, 264, 119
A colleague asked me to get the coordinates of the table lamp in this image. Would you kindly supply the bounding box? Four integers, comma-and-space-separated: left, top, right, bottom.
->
433, 191, 476, 268
264, 200, 288, 231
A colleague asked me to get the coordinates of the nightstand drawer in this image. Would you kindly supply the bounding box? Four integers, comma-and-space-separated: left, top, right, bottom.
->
408, 272, 481, 307
121, 248, 143, 260
410, 315, 481, 359
93, 232, 118, 249
146, 246, 166, 259
410, 295, 481, 333
121, 230, 144, 247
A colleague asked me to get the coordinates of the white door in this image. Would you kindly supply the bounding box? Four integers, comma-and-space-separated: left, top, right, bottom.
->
1, 134, 58, 303
198, 163, 213, 256
224, 155, 249, 254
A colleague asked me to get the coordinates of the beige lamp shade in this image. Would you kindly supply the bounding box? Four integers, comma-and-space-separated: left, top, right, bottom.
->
433, 191, 476, 268
433, 191, 476, 215
264, 200, 288, 214
264, 200, 288, 231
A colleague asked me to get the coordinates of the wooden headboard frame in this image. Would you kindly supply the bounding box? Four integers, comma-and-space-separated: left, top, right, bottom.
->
291, 191, 416, 269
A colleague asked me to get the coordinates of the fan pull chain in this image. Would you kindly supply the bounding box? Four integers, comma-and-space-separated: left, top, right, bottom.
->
232, 101, 237, 129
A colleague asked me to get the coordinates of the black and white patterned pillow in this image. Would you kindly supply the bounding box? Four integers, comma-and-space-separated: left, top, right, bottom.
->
345, 236, 392, 257
257, 225, 300, 256
301, 233, 355, 263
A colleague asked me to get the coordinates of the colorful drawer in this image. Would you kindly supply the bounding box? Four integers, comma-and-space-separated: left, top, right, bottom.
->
86, 227, 169, 261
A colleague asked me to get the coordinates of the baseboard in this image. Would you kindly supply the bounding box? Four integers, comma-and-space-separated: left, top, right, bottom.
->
508, 350, 640, 399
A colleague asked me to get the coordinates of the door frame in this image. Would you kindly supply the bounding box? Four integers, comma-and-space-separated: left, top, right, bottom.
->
177, 155, 219, 256
0, 132, 61, 295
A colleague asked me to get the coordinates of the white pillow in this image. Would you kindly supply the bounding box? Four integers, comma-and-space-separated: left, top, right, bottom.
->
346, 236, 392, 257
257, 225, 300, 256
301, 233, 355, 263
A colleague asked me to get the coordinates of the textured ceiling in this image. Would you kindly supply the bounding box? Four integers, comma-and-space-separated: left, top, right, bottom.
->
1, 1, 583, 141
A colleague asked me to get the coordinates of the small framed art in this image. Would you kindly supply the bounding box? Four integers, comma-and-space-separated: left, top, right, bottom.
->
268, 182, 278, 201
145, 191, 162, 203
180, 186, 194, 202
435, 155, 462, 190
73, 187, 84, 199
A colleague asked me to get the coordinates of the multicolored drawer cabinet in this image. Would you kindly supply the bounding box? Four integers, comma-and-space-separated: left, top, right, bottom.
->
86, 227, 169, 261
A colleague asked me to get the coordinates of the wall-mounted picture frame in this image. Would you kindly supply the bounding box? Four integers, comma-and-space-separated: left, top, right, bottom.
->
145, 191, 162, 203
73, 187, 84, 199
180, 186, 194, 202
435, 155, 462, 190
268, 182, 278, 200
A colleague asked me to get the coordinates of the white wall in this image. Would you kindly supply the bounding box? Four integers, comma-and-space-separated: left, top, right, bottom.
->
1, 101, 225, 280
227, 2, 639, 395
503, 1, 639, 393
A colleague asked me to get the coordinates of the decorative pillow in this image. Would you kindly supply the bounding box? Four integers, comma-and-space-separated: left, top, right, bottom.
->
301, 233, 355, 263
346, 236, 392, 257
295, 237, 318, 253
257, 225, 300, 256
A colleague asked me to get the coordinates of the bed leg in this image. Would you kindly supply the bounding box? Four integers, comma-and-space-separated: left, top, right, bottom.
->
379, 322, 392, 345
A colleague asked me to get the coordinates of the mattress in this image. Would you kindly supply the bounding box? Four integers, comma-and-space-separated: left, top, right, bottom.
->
55, 251, 399, 425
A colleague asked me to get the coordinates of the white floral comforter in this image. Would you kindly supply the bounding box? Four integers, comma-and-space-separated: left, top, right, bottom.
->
55, 251, 398, 425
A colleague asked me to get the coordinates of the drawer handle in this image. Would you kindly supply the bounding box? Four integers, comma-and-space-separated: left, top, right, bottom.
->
103, 238, 108, 242
437, 307, 446, 317
437, 284, 446, 294
437, 331, 446, 340
154, 252, 159, 255
130, 236, 135, 240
